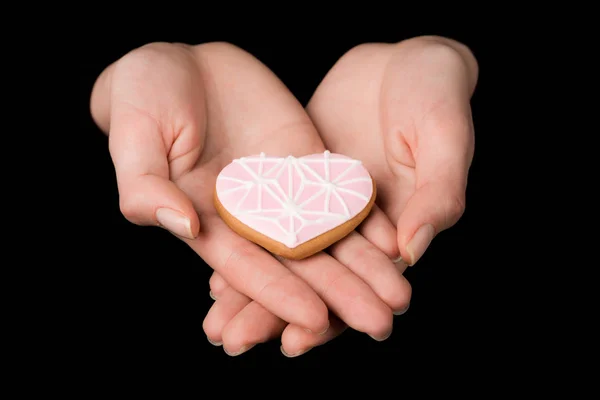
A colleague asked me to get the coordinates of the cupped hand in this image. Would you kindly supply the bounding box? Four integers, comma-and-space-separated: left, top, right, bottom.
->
207, 36, 478, 357
91, 42, 412, 355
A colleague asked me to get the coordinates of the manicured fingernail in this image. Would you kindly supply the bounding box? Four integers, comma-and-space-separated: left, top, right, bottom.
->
369, 327, 393, 341
209, 290, 216, 300
156, 208, 195, 239
207, 337, 222, 346
304, 321, 330, 336
392, 256, 404, 264
406, 224, 435, 266
224, 344, 254, 356
281, 345, 312, 358
393, 303, 410, 316
318, 321, 330, 335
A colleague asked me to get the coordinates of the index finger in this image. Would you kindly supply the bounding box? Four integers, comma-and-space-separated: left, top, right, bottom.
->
187, 215, 330, 334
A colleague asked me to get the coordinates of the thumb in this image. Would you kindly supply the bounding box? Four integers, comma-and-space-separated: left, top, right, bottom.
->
397, 110, 474, 266
91, 62, 199, 240
109, 108, 199, 240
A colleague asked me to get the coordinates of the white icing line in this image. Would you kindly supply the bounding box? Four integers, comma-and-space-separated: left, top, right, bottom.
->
234, 186, 252, 213
218, 185, 248, 196
299, 161, 326, 183
264, 158, 285, 177
332, 161, 360, 184
336, 177, 372, 186
335, 187, 370, 202
324, 149, 331, 182
331, 189, 350, 217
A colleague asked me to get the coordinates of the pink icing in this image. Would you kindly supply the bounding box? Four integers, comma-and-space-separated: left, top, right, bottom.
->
215, 151, 373, 248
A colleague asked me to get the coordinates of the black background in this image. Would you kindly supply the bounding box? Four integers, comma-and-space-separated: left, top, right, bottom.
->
67, 21, 514, 374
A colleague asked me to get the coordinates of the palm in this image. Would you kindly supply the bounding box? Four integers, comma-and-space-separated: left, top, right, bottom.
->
166, 46, 334, 251
306, 49, 418, 229
152, 48, 326, 221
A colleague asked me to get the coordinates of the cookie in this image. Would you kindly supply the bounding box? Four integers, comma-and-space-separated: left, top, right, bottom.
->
214, 150, 376, 260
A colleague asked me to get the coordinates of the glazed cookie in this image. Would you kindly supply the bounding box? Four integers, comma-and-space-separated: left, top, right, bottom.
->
214, 150, 376, 260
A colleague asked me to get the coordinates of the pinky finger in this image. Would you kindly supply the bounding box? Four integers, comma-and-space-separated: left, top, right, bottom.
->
280, 315, 347, 358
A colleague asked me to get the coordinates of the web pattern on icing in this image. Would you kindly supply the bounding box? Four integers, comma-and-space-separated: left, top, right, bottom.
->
216, 151, 373, 248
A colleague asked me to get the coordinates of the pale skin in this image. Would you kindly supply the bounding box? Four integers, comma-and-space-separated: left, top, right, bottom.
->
91, 36, 478, 357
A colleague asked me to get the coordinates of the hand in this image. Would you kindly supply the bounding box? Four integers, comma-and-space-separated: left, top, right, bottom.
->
91, 42, 413, 355
207, 36, 478, 356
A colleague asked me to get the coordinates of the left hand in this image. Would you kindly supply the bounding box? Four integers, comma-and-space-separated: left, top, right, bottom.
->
205, 36, 478, 356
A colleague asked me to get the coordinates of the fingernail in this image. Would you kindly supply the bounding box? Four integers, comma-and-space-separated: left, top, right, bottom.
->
369, 328, 393, 342
304, 321, 330, 336
224, 344, 254, 356
406, 224, 435, 266
392, 256, 404, 264
156, 208, 195, 239
209, 290, 216, 300
393, 303, 410, 316
281, 345, 312, 358
207, 337, 222, 346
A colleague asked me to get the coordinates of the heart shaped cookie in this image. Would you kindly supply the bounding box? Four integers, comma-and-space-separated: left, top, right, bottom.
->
214, 150, 376, 260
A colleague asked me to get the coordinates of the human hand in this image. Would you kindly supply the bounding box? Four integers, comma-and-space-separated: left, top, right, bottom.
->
91, 42, 413, 355
206, 36, 478, 356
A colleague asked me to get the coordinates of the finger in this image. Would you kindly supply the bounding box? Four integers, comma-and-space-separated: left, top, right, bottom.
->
221, 302, 287, 357
357, 204, 400, 260
209, 271, 229, 299
188, 216, 330, 334
90, 43, 204, 239
209, 272, 329, 356
329, 232, 412, 315
281, 314, 348, 358
279, 252, 392, 340
203, 286, 252, 346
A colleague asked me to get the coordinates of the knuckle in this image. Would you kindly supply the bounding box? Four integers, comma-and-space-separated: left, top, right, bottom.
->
401, 35, 470, 62
255, 273, 291, 303
425, 104, 472, 135
118, 195, 142, 224
221, 242, 256, 274
399, 35, 478, 90
113, 42, 197, 88
343, 42, 382, 57
444, 192, 467, 226
346, 245, 384, 276
335, 42, 392, 67
190, 41, 252, 64
118, 42, 175, 68
193, 41, 242, 54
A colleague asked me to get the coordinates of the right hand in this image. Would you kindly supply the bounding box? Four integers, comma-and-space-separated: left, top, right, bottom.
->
91, 42, 411, 355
